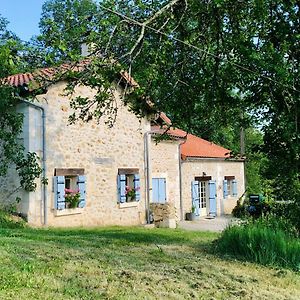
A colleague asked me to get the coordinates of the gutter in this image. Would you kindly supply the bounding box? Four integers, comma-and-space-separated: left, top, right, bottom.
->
184, 156, 245, 162
19, 100, 47, 226
178, 139, 187, 221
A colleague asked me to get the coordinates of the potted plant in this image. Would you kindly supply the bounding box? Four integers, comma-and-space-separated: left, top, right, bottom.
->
64, 188, 81, 208
186, 205, 197, 221
125, 185, 140, 202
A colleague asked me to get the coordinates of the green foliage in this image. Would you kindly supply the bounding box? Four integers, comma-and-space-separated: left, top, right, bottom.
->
15, 153, 42, 192
64, 189, 80, 208
0, 210, 26, 229
271, 201, 300, 234
232, 200, 249, 219
34, 0, 299, 200
0, 85, 24, 175
0, 85, 42, 191
217, 220, 300, 271
254, 214, 298, 238
0, 14, 42, 193
38, 0, 99, 65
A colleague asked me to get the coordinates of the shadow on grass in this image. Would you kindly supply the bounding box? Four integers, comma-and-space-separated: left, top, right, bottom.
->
0, 226, 217, 251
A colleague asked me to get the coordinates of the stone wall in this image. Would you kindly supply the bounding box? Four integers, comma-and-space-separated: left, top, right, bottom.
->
181, 159, 245, 217
150, 140, 181, 220
1, 81, 151, 227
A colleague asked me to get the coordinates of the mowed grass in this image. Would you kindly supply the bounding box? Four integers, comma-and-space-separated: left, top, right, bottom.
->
0, 226, 299, 300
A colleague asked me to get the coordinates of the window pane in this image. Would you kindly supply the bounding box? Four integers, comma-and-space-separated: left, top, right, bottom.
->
199, 181, 207, 208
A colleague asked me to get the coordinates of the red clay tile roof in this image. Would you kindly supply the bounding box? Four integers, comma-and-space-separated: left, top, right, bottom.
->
158, 112, 172, 125
151, 125, 186, 139
3, 60, 137, 89
151, 126, 231, 159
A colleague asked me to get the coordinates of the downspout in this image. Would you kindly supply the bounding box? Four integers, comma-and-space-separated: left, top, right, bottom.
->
178, 139, 187, 221
144, 131, 151, 224
20, 100, 47, 226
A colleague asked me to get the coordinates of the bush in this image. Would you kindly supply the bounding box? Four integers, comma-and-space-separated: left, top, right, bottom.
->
0, 210, 26, 229
217, 220, 300, 271
271, 201, 300, 234
232, 199, 249, 218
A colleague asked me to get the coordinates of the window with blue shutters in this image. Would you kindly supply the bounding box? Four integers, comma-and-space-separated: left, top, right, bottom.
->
152, 178, 166, 204
53, 169, 86, 210
117, 169, 140, 203
224, 176, 238, 197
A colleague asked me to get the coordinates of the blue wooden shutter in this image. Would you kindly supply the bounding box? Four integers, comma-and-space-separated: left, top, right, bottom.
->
158, 178, 166, 203
117, 174, 126, 203
223, 180, 228, 199
232, 180, 238, 197
152, 178, 159, 203
54, 176, 65, 210
77, 175, 86, 208
209, 180, 217, 216
191, 181, 200, 216
134, 174, 140, 201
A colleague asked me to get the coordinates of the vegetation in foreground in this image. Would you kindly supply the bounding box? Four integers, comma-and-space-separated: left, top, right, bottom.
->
217, 219, 300, 272
226, 200, 300, 272
0, 213, 298, 299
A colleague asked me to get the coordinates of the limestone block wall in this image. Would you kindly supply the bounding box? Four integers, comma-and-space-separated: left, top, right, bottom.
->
181, 159, 245, 217
17, 81, 150, 227
150, 140, 181, 220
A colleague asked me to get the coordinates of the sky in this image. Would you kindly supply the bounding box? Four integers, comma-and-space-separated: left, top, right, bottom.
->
0, 0, 45, 41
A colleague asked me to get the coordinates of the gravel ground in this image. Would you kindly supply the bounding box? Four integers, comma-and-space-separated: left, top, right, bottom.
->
178, 215, 239, 232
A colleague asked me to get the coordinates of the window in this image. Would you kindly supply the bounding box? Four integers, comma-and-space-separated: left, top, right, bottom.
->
54, 169, 86, 210
117, 169, 140, 203
223, 176, 238, 198
152, 178, 166, 204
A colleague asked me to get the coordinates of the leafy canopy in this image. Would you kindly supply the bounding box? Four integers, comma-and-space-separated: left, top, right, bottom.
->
0, 14, 42, 193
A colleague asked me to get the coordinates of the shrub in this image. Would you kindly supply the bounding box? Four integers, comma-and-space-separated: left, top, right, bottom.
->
254, 214, 298, 238
232, 199, 249, 218
217, 221, 300, 271
0, 210, 26, 229
271, 201, 300, 234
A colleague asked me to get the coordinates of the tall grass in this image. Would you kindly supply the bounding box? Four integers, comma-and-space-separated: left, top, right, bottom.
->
217, 221, 300, 271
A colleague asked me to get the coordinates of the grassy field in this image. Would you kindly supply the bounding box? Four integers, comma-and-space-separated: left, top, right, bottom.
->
0, 225, 299, 300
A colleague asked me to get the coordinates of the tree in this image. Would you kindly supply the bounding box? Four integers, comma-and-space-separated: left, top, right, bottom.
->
0, 14, 42, 194
37, 0, 99, 65
31, 1, 300, 200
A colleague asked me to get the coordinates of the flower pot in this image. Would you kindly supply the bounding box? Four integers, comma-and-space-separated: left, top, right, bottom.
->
186, 212, 196, 221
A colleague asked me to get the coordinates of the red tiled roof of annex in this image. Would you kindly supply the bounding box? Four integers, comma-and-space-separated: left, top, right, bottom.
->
151, 126, 231, 159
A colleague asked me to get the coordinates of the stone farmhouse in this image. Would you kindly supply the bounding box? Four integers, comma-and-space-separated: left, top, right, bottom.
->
0, 68, 245, 227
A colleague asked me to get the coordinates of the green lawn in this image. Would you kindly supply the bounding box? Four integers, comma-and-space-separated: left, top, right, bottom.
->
0, 225, 299, 299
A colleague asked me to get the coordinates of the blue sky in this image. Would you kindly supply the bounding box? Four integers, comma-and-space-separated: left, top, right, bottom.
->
1, 0, 45, 41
